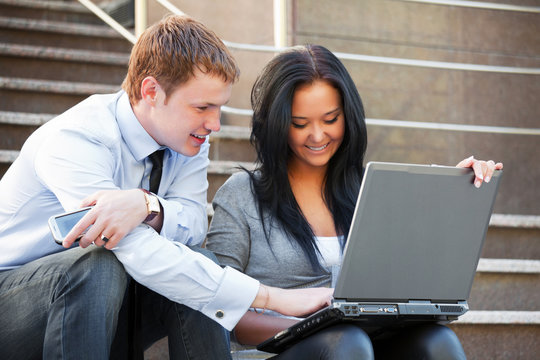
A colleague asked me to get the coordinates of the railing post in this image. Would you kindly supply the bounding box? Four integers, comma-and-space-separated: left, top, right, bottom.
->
273, 0, 287, 48
135, 0, 148, 38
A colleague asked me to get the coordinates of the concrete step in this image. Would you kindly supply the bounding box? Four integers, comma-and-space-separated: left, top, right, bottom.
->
0, 43, 128, 85
207, 160, 254, 203
0, 111, 254, 155
0, 0, 104, 25
484, 214, 540, 260
469, 259, 540, 311
0, 148, 17, 176
0, 123, 255, 177
208, 125, 255, 163
0, 16, 133, 52
0, 111, 51, 150
145, 311, 540, 359
450, 311, 540, 360
0, 77, 120, 113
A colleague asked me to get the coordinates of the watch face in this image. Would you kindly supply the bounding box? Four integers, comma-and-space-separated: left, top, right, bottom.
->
148, 194, 160, 213
144, 193, 160, 222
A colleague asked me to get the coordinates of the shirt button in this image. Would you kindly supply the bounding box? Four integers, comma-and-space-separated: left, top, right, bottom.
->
215, 310, 225, 319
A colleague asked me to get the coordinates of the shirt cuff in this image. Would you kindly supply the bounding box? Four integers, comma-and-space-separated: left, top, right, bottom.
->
200, 266, 260, 331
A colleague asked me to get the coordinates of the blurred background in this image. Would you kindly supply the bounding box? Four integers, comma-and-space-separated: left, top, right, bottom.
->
0, 0, 538, 358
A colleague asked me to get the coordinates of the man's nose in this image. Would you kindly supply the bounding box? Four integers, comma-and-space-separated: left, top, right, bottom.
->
205, 108, 221, 132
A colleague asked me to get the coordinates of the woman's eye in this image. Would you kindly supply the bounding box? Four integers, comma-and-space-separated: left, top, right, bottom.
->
325, 116, 338, 124
291, 123, 306, 129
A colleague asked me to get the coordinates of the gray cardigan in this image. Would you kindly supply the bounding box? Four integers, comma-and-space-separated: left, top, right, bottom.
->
206, 171, 332, 289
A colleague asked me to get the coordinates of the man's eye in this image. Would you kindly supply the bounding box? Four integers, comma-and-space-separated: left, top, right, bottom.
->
198, 107, 208, 111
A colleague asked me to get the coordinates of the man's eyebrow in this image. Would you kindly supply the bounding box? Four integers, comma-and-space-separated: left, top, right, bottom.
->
292, 107, 341, 119
193, 99, 230, 107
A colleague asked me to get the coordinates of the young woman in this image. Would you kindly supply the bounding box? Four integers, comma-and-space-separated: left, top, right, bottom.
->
206, 44, 502, 359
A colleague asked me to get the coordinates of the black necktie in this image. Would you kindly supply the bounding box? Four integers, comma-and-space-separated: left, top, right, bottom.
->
128, 150, 165, 359
148, 149, 165, 194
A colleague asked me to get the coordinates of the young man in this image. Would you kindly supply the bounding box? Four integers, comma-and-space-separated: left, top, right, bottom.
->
0, 15, 332, 359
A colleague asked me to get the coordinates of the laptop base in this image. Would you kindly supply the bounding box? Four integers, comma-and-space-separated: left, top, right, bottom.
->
257, 301, 464, 354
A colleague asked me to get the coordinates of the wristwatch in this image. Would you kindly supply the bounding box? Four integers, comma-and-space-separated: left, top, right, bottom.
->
141, 189, 160, 222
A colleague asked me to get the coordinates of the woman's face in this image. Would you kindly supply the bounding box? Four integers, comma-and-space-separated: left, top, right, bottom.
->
288, 80, 345, 171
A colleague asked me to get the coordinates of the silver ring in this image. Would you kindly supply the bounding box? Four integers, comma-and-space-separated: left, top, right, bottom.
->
101, 235, 109, 243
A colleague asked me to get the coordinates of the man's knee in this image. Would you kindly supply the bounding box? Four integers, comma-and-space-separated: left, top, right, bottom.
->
67, 247, 128, 302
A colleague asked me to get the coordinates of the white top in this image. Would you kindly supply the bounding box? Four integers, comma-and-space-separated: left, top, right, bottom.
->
315, 235, 344, 267
0, 91, 259, 330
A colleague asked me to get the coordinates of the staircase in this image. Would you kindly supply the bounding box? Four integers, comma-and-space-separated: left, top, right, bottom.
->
0, 1, 538, 359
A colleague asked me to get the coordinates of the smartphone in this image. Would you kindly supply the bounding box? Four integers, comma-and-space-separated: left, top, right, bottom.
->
48, 207, 93, 245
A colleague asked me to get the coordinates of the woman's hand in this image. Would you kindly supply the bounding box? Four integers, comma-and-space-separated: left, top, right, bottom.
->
456, 156, 503, 188
242, 285, 333, 345
253, 285, 334, 318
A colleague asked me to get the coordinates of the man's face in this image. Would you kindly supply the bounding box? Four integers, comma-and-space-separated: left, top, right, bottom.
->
148, 69, 232, 157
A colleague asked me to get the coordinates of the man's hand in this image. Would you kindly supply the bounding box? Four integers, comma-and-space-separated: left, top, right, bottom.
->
456, 156, 503, 188
63, 189, 147, 249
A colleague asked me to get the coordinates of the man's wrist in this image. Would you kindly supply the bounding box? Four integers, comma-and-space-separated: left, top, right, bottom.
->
140, 189, 160, 222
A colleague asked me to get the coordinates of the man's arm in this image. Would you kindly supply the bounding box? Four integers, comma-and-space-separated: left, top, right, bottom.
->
62, 142, 210, 249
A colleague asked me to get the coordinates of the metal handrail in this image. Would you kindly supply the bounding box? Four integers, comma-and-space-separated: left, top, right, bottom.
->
77, 0, 540, 75
77, 0, 137, 44
76, 0, 540, 135
221, 39, 540, 75
221, 106, 540, 136
397, 0, 540, 13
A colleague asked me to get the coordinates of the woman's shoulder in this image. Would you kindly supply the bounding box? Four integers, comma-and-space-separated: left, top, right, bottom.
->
213, 170, 256, 204
218, 171, 252, 194
224, 170, 253, 187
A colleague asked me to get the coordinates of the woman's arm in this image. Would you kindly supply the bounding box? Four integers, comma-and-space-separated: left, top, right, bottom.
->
234, 311, 299, 345
240, 284, 333, 344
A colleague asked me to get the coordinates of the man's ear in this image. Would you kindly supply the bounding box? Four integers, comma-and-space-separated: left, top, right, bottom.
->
140, 77, 160, 105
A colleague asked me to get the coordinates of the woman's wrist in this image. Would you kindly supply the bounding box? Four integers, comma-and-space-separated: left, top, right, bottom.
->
253, 284, 269, 314
253, 284, 275, 311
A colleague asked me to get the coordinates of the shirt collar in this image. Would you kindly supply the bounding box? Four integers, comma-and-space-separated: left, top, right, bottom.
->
116, 91, 163, 161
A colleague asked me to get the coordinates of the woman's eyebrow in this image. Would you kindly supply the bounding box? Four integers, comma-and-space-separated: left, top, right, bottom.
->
326, 107, 341, 115
292, 107, 341, 120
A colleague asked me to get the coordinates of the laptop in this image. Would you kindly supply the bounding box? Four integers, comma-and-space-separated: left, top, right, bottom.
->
257, 161, 502, 354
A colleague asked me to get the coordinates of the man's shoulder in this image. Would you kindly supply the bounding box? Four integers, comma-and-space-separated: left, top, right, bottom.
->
63, 92, 120, 122
56, 92, 123, 141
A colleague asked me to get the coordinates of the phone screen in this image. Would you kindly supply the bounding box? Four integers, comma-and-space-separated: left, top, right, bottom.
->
49, 207, 93, 245
55, 209, 90, 238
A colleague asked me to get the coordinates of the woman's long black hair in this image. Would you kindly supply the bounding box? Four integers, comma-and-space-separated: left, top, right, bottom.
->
248, 44, 367, 270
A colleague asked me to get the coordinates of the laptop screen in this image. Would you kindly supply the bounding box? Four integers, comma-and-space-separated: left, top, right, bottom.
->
334, 162, 501, 303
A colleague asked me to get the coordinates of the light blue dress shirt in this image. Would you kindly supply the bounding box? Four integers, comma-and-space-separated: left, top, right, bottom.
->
0, 91, 258, 330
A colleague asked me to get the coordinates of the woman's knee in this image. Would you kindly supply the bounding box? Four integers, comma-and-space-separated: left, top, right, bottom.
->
401, 324, 466, 360
318, 324, 374, 359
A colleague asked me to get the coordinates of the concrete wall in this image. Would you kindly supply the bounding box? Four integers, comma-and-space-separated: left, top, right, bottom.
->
291, 0, 540, 215
147, 0, 276, 119
148, 0, 540, 215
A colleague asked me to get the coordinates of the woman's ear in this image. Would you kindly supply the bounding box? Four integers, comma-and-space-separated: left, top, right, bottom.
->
140, 76, 160, 105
